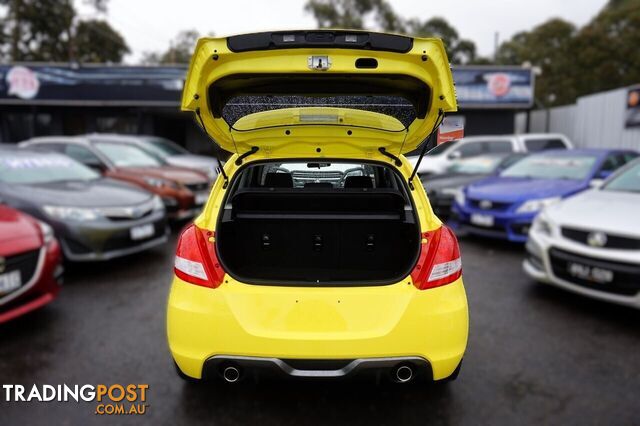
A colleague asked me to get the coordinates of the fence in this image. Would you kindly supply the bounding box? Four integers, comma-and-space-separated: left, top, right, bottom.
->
517, 86, 640, 149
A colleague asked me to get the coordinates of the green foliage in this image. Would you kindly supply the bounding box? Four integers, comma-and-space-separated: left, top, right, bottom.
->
304, 0, 479, 64
0, 0, 129, 63
496, 0, 640, 106
75, 20, 129, 63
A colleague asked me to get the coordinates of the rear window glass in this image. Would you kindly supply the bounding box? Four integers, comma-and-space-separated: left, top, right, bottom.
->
0, 153, 99, 184
524, 138, 567, 151
233, 161, 404, 190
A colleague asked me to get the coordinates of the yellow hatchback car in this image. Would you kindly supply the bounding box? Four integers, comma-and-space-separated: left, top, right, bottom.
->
167, 30, 468, 385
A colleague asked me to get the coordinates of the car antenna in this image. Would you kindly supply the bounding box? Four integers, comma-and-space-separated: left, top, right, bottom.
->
408, 109, 445, 190
195, 107, 229, 189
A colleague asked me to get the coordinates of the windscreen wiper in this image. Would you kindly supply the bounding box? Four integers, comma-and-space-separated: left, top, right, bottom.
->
195, 107, 229, 188
408, 109, 445, 190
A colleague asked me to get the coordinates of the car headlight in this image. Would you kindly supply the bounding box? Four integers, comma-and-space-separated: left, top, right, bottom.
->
36, 220, 55, 244
151, 195, 165, 211
453, 188, 466, 206
531, 215, 554, 236
143, 177, 179, 189
43, 205, 101, 221
516, 197, 561, 214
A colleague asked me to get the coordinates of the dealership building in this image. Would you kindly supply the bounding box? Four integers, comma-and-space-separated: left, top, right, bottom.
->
0, 64, 534, 153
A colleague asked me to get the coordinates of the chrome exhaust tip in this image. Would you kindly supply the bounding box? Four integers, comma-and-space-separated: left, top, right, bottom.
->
222, 366, 241, 383
395, 365, 413, 383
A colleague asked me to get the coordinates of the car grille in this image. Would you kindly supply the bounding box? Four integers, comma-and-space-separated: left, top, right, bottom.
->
467, 198, 512, 212
549, 248, 640, 296
561, 227, 640, 250
99, 199, 156, 221
184, 182, 209, 192
1, 249, 40, 294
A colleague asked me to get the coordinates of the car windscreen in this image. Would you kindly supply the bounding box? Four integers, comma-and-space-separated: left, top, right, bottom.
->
0, 153, 99, 184
144, 138, 188, 157
446, 155, 504, 174
501, 154, 598, 180
262, 162, 383, 189
425, 140, 459, 157
94, 142, 164, 168
603, 163, 640, 193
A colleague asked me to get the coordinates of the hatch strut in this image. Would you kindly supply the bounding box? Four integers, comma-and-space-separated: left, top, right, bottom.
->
235, 146, 259, 166
195, 107, 229, 189
408, 109, 445, 190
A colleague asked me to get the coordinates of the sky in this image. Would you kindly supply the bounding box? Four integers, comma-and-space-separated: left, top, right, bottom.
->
76, 0, 609, 63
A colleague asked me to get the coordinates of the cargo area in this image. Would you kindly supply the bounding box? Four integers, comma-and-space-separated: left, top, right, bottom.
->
216, 161, 421, 285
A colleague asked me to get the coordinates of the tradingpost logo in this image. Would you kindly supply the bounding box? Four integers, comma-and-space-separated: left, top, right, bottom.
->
2, 384, 149, 416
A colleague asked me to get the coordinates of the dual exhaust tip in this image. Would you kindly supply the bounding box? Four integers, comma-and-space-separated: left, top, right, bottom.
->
221, 363, 414, 383
222, 365, 241, 383
394, 364, 414, 383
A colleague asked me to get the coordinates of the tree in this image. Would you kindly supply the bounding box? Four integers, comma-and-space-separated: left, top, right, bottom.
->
304, 0, 479, 64
74, 20, 129, 63
495, 19, 577, 106
142, 30, 200, 64
0, 0, 129, 63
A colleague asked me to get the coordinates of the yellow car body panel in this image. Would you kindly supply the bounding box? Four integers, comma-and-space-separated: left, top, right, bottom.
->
181, 32, 457, 154
168, 30, 468, 382
168, 276, 467, 380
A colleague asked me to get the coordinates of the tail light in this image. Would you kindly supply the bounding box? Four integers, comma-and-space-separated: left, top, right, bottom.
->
411, 226, 462, 290
174, 224, 225, 288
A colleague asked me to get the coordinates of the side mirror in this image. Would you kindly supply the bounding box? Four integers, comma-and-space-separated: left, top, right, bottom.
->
85, 162, 107, 173
447, 151, 462, 160
589, 179, 604, 189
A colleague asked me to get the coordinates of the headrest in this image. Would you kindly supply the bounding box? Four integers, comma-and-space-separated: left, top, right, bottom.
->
344, 175, 373, 188
264, 172, 293, 188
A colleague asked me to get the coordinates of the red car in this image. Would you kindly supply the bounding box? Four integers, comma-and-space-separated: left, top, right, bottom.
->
0, 205, 63, 324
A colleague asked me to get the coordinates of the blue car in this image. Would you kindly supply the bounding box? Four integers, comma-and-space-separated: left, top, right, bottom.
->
451, 149, 638, 242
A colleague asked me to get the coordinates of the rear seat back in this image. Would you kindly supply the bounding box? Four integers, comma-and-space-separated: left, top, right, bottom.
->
344, 176, 373, 188
264, 172, 293, 188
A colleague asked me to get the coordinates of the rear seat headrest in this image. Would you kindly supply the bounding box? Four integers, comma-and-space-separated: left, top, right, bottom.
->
264, 172, 293, 188
344, 176, 373, 188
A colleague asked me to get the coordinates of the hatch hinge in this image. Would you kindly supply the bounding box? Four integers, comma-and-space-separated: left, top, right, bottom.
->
378, 147, 402, 167
408, 109, 445, 191
195, 107, 229, 189
235, 146, 260, 166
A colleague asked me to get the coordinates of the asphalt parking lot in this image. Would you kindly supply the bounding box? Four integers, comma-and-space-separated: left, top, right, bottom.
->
1, 228, 639, 425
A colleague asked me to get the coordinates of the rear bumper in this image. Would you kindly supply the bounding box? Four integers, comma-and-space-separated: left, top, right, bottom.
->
201, 355, 433, 382
167, 277, 468, 381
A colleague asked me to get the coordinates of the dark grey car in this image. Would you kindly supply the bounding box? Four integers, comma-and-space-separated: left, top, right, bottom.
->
0, 147, 169, 261
422, 153, 527, 220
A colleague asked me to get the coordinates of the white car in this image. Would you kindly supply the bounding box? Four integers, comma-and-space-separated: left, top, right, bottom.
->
409, 133, 573, 176
524, 159, 640, 308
